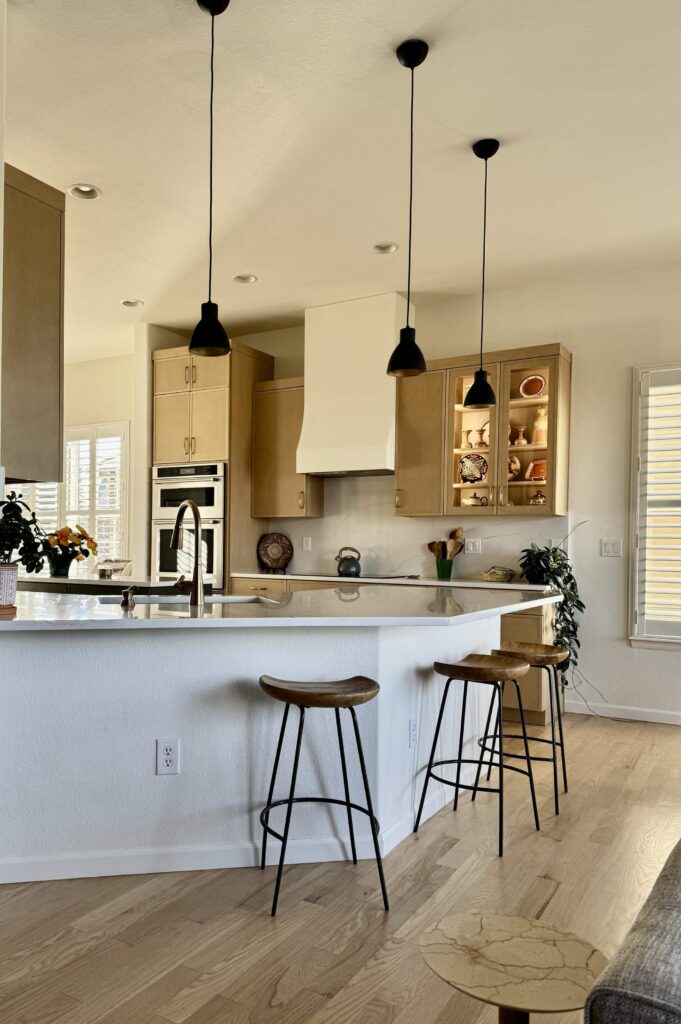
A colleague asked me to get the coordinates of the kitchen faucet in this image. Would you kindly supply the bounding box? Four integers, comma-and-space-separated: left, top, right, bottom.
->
170, 499, 205, 610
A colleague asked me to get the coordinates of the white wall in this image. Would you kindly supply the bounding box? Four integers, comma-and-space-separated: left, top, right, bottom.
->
277, 261, 681, 724
234, 325, 303, 379
64, 354, 134, 427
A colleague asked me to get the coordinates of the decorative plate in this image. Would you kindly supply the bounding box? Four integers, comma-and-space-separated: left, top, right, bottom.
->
525, 458, 548, 482
257, 533, 294, 571
459, 453, 488, 484
508, 455, 521, 480
519, 373, 546, 398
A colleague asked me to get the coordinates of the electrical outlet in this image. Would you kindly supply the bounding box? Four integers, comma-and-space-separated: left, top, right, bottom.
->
156, 738, 180, 775
465, 538, 482, 555
302, 536, 312, 551
408, 717, 417, 749
600, 538, 623, 557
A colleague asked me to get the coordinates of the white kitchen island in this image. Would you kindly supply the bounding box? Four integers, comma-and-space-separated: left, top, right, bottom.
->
0, 586, 559, 883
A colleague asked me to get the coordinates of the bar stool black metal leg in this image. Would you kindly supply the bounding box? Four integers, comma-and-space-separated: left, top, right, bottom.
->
496, 684, 505, 857
453, 680, 469, 811
546, 666, 560, 815
554, 666, 568, 792
414, 678, 452, 832
487, 702, 501, 783
349, 707, 389, 912
472, 687, 495, 803
512, 679, 540, 832
271, 706, 305, 917
335, 707, 357, 865
261, 702, 290, 870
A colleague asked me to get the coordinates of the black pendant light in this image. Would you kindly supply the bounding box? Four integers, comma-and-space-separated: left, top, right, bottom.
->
387, 39, 428, 378
189, 0, 231, 357
464, 138, 500, 408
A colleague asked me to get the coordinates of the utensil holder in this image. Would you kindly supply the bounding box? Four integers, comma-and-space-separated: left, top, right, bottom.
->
436, 559, 454, 580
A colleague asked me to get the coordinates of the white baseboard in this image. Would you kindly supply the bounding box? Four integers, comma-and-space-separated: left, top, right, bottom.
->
565, 699, 681, 727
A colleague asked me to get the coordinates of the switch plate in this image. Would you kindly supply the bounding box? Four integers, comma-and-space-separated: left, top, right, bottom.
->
156, 738, 180, 775
465, 538, 482, 555
302, 536, 312, 551
600, 538, 623, 557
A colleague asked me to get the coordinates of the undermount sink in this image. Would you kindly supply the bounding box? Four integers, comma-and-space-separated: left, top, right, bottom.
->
98, 594, 261, 606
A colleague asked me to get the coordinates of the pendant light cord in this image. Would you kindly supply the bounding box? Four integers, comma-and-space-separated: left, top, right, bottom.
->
208, 13, 215, 303
479, 157, 489, 368
406, 67, 414, 328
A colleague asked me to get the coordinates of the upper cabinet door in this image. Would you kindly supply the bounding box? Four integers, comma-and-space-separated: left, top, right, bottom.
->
252, 383, 323, 518
153, 393, 191, 465
2, 166, 65, 483
445, 363, 501, 516
498, 353, 569, 516
154, 354, 190, 395
191, 354, 230, 391
395, 371, 446, 516
190, 388, 229, 462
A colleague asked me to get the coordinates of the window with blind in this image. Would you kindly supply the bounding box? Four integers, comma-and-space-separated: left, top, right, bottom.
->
630, 365, 681, 645
5, 422, 129, 575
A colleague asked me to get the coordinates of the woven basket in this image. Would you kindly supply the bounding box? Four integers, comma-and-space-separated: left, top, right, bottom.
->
0, 563, 18, 608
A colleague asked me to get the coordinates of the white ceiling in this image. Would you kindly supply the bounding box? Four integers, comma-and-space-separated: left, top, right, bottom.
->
7, 0, 681, 362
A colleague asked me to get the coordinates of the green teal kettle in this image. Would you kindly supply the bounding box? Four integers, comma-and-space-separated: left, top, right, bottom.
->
335, 546, 362, 577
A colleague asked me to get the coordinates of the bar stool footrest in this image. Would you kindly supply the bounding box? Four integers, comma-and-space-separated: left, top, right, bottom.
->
260, 796, 380, 841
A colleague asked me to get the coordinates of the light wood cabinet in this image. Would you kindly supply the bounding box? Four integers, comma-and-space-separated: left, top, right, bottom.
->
152, 347, 230, 464
394, 344, 571, 517
2, 165, 65, 482
395, 370, 446, 516
230, 576, 288, 597
252, 379, 324, 518
501, 603, 556, 725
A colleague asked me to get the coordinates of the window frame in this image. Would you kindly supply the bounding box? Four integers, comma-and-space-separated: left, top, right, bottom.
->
629, 362, 681, 649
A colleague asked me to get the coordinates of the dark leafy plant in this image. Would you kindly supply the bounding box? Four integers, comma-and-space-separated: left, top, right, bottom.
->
519, 541, 584, 666
0, 492, 45, 572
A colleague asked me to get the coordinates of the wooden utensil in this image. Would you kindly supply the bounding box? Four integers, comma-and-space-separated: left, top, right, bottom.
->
449, 528, 465, 543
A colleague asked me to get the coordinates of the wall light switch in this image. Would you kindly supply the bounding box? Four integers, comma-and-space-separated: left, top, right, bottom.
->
465, 538, 482, 555
600, 538, 623, 557
302, 536, 312, 551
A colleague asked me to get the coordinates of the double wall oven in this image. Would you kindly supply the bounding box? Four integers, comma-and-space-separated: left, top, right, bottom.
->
151, 463, 226, 588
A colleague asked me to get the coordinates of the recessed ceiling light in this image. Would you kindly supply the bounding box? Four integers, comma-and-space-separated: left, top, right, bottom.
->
233, 274, 258, 284
68, 183, 102, 200
120, 298, 144, 308
371, 242, 399, 254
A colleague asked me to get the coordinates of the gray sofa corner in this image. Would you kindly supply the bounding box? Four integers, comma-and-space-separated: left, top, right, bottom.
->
585, 837, 681, 1024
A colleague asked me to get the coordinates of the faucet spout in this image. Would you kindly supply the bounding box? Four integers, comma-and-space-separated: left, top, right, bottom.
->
170, 499, 205, 610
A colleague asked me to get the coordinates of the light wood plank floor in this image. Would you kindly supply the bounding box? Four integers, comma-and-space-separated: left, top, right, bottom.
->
0, 714, 679, 1024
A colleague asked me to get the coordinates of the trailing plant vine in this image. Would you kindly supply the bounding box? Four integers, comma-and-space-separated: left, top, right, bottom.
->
519, 539, 584, 667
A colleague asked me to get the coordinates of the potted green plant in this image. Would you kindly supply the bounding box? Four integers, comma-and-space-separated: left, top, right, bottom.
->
43, 525, 98, 578
0, 492, 45, 607
519, 538, 585, 667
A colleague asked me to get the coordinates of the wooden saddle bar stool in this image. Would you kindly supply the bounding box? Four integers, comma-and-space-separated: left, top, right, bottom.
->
413, 654, 540, 857
259, 674, 389, 917
487, 641, 569, 815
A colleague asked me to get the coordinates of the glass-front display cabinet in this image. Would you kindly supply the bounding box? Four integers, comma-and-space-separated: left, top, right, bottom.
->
395, 344, 571, 518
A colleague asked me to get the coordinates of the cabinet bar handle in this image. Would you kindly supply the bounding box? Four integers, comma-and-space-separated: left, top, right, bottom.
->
249, 586, 268, 591
190, 437, 196, 454
183, 437, 189, 455
395, 489, 402, 509
298, 490, 305, 510
192, 364, 197, 384
184, 365, 190, 384
498, 486, 504, 507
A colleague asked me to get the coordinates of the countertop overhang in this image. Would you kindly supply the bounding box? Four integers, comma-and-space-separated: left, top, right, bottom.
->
0, 586, 560, 632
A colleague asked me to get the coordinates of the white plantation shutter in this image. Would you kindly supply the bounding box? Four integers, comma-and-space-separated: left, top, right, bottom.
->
631, 365, 681, 642
5, 421, 129, 576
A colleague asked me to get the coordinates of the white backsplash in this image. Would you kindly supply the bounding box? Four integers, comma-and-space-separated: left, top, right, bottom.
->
276, 475, 568, 580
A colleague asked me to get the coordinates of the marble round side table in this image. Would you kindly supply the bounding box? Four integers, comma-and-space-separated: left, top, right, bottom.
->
419, 913, 608, 1024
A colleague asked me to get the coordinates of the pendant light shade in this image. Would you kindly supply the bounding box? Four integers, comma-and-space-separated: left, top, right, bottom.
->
387, 39, 428, 378
189, 0, 231, 358
464, 138, 500, 409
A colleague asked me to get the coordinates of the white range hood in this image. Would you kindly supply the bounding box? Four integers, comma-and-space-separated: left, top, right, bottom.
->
296, 292, 413, 476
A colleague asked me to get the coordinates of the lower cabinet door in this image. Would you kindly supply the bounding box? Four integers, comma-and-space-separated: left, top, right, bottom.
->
230, 577, 287, 597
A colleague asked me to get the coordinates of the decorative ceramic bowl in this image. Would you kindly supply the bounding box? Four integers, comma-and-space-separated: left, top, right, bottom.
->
525, 458, 548, 482
519, 373, 546, 398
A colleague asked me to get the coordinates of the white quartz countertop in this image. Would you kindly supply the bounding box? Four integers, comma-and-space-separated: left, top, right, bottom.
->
17, 574, 174, 589
0, 586, 560, 632
230, 572, 550, 592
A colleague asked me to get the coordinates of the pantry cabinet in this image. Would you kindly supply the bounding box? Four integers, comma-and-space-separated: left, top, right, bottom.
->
152, 348, 230, 464
395, 343, 571, 518
252, 378, 324, 518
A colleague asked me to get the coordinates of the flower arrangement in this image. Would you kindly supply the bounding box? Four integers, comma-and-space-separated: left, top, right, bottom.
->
43, 525, 98, 577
